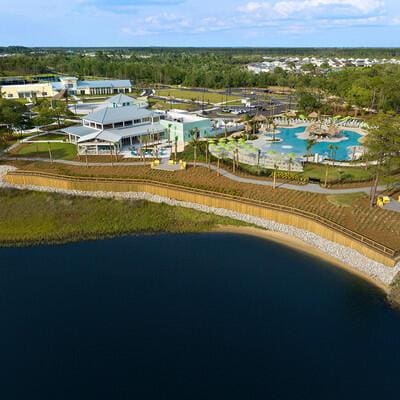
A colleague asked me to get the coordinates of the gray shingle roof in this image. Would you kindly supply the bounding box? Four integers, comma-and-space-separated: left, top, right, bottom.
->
84, 106, 155, 124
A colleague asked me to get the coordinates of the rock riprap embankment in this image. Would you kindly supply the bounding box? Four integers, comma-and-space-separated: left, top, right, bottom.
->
1, 165, 398, 286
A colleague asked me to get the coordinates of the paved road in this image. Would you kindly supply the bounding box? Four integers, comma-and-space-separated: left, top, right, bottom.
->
1, 155, 387, 195
385, 201, 400, 213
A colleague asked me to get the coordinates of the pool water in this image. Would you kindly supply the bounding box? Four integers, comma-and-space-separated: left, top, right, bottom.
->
259, 126, 363, 160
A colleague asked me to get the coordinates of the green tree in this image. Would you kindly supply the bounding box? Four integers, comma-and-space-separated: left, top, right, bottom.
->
365, 113, 400, 206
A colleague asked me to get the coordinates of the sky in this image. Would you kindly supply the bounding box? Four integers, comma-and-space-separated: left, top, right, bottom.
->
1, 0, 400, 47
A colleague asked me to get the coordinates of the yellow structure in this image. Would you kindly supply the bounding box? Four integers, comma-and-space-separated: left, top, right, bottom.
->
377, 196, 391, 208
1, 82, 54, 99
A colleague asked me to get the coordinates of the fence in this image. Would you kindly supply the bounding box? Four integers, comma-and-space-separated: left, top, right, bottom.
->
5, 170, 399, 266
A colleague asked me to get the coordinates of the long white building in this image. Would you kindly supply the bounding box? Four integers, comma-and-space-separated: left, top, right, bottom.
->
1, 76, 132, 100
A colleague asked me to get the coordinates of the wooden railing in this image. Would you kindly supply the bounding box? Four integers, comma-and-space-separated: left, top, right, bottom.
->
6, 169, 399, 261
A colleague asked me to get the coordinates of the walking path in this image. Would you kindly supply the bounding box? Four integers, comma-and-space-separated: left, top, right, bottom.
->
1, 155, 386, 195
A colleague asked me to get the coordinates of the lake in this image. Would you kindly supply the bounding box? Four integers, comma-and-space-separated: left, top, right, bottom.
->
1, 233, 400, 399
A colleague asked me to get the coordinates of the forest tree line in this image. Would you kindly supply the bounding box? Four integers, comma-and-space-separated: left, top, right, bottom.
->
1, 50, 400, 112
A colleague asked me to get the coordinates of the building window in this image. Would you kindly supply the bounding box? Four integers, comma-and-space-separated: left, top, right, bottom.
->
134, 119, 141, 124
142, 117, 150, 123
103, 124, 113, 130
124, 120, 133, 127
96, 123, 102, 130
114, 122, 124, 128
153, 117, 160, 123
7, 94, 13, 98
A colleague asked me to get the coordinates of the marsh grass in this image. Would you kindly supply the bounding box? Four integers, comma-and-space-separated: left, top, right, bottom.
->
0, 188, 246, 246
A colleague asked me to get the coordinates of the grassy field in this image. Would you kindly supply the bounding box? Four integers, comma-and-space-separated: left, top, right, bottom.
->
148, 98, 199, 111
10, 142, 77, 160
0, 188, 246, 246
5, 160, 400, 250
301, 164, 375, 183
156, 88, 238, 104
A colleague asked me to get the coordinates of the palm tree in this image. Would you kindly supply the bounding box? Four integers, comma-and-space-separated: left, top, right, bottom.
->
333, 145, 339, 164
189, 127, 200, 167
306, 139, 316, 158
174, 135, 178, 162
328, 143, 334, 160
167, 123, 172, 145
273, 163, 278, 189
257, 149, 261, 175
288, 156, 293, 172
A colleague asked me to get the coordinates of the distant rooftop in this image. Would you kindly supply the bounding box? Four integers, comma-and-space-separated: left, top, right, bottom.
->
77, 79, 131, 89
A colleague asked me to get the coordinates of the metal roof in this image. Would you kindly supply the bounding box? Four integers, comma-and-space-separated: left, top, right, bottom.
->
106, 93, 136, 104
84, 106, 155, 124
77, 79, 132, 89
77, 123, 165, 144
61, 125, 98, 137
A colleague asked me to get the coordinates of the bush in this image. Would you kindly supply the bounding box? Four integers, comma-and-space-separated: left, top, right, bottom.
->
275, 171, 309, 183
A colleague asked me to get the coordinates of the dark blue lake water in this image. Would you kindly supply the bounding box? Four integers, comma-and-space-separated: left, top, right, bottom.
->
1, 233, 400, 399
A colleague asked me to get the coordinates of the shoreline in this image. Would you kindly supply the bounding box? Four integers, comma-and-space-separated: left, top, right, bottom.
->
212, 225, 389, 293
1, 165, 398, 291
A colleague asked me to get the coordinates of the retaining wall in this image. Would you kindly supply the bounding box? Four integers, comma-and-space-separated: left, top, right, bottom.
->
5, 170, 398, 267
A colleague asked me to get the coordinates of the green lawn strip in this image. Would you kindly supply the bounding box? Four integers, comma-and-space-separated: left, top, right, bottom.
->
301, 164, 374, 183
0, 189, 247, 245
148, 99, 198, 111
30, 133, 68, 141
12, 142, 77, 160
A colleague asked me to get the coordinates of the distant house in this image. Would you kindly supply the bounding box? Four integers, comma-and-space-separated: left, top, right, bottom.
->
62, 98, 165, 155
0, 76, 132, 100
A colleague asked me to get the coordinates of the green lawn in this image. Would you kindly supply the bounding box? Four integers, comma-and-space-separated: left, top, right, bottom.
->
148, 99, 199, 111
0, 189, 246, 245
156, 88, 238, 104
13, 142, 77, 160
30, 133, 68, 141
301, 164, 374, 183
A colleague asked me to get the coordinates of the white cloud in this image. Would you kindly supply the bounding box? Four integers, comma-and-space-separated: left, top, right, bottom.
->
238, 0, 384, 17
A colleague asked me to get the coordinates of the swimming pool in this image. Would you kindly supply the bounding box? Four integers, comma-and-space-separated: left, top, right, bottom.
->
253, 126, 363, 160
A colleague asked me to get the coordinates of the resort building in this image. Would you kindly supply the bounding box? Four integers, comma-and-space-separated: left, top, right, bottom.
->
1, 76, 132, 100
62, 103, 165, 155
1, 82, 55, 99
160, 110, 213, 147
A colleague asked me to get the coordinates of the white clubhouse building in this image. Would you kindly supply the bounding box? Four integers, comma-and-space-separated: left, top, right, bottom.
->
62, 94, 165, 155
1, 76, 132, 100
